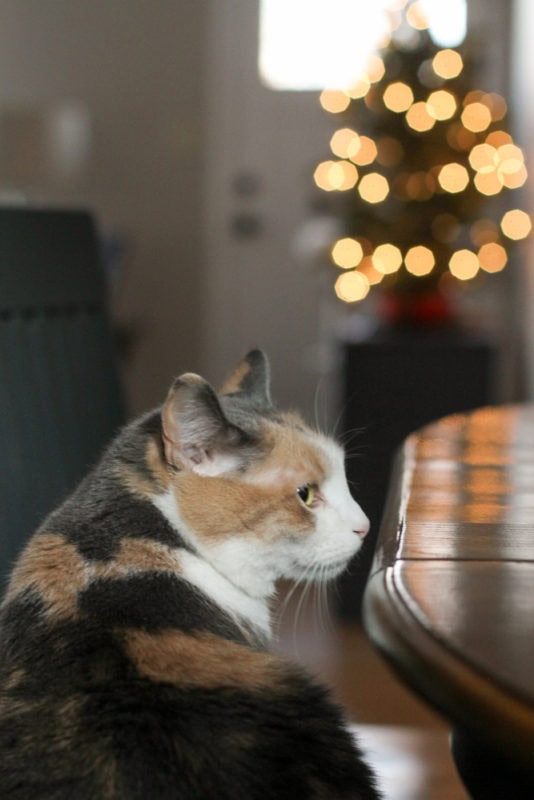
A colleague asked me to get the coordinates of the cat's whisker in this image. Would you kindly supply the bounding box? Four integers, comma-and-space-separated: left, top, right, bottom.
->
316, 563, 331, 637
311, 564, 324, 636
323, 569, 335, 635
318, 565, 328, 635
317, 565, 327, 633
343, 451, 365, 462
313, 375, 326, 436
330, 396, 347, 441
277, 566, 311, 625
292, 563, 317, 655
338, 426, 366, 449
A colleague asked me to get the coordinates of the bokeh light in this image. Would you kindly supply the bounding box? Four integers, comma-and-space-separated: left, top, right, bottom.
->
446, 121, 477, 150
478, 242, 508, 273
404, 245, 435, 276
497, 144, 524, 174
427, 90, 457, 120
461, 102, 492, 132
438, 162, 469, 193
334, 271, 370, 302
486, 130, 512, 148
406, 101, 436, 132
331, 237, 364, 269
330, 128, 361, 159
473, 170, 502, 196
405, 171, 435, 200
358, 255, 384, 285
372, 243, 403, 274
432, 49, 463, 79
314, 160, 358, 191
358, 172, 389, 203
366, 55, 386, 84
349, 135, 377, 165
484, 93, 507, 121
469, 143, 498, 173
449, 249, 479, 280
500, 165, 527, 189
501, 209, 532, 240
319, 89, 350, 114
406, 1, 429, 30
383, 82, 414, 113
346, 77, 371, 100
469, 219, 499, 247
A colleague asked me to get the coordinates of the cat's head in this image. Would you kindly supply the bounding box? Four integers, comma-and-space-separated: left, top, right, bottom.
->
157, 350, 369, 597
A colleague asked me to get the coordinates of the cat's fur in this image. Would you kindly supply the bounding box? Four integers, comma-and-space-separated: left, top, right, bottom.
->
0, 350, 380, 799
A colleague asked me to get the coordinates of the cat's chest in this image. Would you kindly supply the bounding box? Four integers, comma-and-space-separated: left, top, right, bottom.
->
177, 550, 272, 641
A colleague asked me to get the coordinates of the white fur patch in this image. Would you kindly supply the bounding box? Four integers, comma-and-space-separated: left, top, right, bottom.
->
152, 488, 188, 543
178, 549, 271, 639
152, 488, 272, 638
318, 436, 370, 536
275, 434, 370, 578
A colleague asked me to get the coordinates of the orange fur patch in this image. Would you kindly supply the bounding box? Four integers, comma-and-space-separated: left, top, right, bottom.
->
259, 420, 328, 486
124, 628, 286, 690
145, 437, 171, 488
4, 533, 184, 619
174, 420, 327, 543
3, 534, 87, 619
219, 359, 252, 396
114, 464, 154, 500
93, 538, 182, 580
115, 438, 171, 500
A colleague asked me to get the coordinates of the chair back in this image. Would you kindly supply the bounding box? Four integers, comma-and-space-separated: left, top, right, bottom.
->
0, 207, 124, 589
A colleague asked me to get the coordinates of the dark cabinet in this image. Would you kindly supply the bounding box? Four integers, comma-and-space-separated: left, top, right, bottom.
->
337, 325, 497, 618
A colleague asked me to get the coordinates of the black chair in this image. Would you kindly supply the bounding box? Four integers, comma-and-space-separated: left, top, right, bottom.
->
0, 207, 124, 590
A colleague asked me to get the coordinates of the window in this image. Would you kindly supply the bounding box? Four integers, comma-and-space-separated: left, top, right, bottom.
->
259, 0, 467, 91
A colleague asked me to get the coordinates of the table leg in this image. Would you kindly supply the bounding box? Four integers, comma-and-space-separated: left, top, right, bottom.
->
451, 729, 534, 799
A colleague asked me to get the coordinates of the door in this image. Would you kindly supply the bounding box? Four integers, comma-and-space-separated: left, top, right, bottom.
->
201, 0, 338, 423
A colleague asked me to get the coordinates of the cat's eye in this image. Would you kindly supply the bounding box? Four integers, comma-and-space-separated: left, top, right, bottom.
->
297, 484, 316, 507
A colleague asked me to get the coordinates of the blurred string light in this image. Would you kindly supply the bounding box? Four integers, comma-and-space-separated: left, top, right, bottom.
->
310, 0, 531, 304
501, 209, 532, 240
405, 245, 435, 275
332, 237, 364, 268
335, 270, 370, 302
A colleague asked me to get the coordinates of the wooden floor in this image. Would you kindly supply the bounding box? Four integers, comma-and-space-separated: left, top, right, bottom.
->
273, 583, 469, 800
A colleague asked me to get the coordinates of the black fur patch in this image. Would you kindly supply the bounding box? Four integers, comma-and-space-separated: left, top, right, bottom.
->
77, 572, 249, 644
46, 481, 192, 562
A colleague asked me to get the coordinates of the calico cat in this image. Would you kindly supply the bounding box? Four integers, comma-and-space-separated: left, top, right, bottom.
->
0, 350, 380, 799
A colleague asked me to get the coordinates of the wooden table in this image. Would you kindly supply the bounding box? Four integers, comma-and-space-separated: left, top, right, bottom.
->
363, 406, 534, 795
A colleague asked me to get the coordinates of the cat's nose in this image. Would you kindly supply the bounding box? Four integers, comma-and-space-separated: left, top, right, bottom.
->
353, 515, 370, 538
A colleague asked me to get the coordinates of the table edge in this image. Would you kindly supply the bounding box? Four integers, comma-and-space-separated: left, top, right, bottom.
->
363, 566, 534, 767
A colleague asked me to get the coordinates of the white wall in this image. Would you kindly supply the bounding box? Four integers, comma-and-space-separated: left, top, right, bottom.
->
0, 0, 206, 414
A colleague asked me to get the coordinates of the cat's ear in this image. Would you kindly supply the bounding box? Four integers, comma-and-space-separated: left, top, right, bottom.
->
219, 349, 272, 409
161, 373, 251, 476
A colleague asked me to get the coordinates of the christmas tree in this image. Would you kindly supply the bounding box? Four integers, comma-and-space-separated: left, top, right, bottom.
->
314, 0, 531, 323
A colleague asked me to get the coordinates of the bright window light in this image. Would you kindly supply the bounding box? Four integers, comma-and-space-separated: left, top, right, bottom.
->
259, 0, 467, 90
259, 0, 392, 90
420, 0, 467, 47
